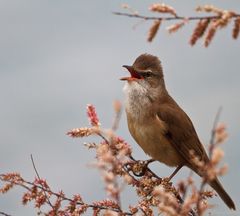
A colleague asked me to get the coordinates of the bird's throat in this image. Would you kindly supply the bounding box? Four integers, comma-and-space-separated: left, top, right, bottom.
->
123, 82, 154, 121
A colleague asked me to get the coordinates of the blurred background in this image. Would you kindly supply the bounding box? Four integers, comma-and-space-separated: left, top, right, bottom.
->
0, 0, 239, 215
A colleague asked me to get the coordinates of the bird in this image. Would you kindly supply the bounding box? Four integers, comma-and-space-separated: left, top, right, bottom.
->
120, 53, 235, 210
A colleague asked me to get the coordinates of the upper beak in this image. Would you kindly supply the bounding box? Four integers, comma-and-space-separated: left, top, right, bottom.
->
120, 65, 142, 81
122, 65, 133, 71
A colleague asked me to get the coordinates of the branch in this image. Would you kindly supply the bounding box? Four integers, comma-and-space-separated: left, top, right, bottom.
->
113, 12, 226, 21
67, 104, 199, 215
196, 107, 223, 214
0, 212, 12, 216
209, 107, 222, 158
96, 129, 196, 216
1, 104, 228, 215
30, 154, 54, 209
114, 4, 240, 46
0, 174, 132, 215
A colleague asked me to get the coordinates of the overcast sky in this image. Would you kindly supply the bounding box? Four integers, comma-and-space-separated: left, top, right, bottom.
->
0, 1, 239, 215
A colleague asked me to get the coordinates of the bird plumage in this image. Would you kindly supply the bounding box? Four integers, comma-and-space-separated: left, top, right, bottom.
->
122, 53, 235, 210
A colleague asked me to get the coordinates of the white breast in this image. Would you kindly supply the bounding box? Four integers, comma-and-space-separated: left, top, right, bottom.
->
123, 81, 152, 122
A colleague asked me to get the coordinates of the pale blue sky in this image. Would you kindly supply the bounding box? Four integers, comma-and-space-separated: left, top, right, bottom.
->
0, 1, 239, 215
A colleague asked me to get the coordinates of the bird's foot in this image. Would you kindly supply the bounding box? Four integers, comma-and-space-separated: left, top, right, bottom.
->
130, 158, 156, 177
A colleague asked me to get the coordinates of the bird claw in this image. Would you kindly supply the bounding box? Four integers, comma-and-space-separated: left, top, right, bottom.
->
130, 158, 156, 177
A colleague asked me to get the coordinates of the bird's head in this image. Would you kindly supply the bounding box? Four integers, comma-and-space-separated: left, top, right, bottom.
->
121, 53, 164, 89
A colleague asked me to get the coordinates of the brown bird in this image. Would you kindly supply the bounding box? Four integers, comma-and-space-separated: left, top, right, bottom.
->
120, 53, 235, 210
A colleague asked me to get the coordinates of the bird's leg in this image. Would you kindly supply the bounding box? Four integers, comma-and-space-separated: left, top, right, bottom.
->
167, 165, 183, 181
145, 158, 156, 166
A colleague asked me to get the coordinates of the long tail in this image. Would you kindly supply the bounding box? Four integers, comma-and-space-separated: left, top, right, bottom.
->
210, 178, 236, 210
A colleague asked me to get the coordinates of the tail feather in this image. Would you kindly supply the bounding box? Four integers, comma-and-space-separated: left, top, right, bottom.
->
210, 178, 236, 210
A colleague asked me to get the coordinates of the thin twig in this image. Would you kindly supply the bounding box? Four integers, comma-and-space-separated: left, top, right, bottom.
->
209, 107, 222, 159
196, 180, 207, 215
0, 175, 133, 216
0, 212, 12, 216
139, 207, 148, 216
177, 172, 196, 216
113, 12, 240, 21
196, 107, 222, 215
96, 129, 123, 210
30, 154, 54, 209
97, 132, 110, 144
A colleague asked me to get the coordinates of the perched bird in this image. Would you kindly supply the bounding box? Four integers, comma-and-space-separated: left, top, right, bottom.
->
120, 53, 235, 210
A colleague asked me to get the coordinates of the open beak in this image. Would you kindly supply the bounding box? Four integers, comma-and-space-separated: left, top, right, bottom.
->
120, 65, 142, 81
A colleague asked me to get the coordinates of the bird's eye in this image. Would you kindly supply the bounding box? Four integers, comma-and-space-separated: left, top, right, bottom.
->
142, 72, 153, 78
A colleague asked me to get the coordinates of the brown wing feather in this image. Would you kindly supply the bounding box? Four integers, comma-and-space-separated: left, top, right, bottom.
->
156, 101, 236, 210
156, 101, 209, 172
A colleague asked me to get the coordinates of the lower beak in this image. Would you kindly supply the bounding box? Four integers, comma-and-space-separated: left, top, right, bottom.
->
120, 77, 135, 81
